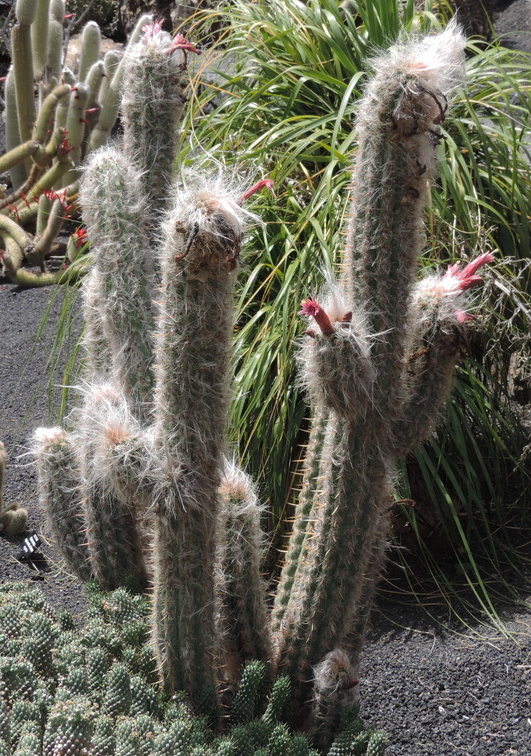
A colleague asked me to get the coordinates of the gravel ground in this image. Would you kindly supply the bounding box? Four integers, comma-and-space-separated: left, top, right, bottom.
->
0, 281, 530, 756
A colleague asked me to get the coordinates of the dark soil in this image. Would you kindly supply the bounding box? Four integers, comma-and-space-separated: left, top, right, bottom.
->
1, 278, 530, 756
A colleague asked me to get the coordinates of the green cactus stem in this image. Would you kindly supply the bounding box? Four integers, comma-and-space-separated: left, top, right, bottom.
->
121, 23, 200, 224
0, 140, 40, 175
11, 20, 36, 148
88, 14, 153, 152
31, 0, 50, 79
33, 427, 93, 581
31, 196, 69, 265
77, 384, 149, 591
79, 147, 155, 420
216, 460, 272, 686
4, 69, 27, 190
77, 21, 102, 83
31, 83, 71, 156
311, 649, 359, 752
0, 442, 28, 538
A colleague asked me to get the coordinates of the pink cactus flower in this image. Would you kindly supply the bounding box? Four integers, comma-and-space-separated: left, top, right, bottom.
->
238, 179, 275, 205
167, 33, 201, 57
418, 252, 494, 323
142, 21, 164, 38
300, 298, 335, 336
441, 252, 494, 293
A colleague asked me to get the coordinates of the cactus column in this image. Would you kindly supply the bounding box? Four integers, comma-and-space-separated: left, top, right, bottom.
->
272, 24, 484, 727
150, 183, 246, 711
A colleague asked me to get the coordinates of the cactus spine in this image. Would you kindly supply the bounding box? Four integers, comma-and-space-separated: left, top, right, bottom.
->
32, 19, 494, 749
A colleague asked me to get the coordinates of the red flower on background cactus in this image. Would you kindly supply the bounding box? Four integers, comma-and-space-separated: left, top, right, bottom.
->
238, 179, 275, 205
72, 228, 88, 249
168, 33, 201, 56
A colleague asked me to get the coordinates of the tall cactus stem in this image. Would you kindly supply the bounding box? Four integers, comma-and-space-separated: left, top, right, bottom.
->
77, 21, 101, 83
151, 182, 245, 709
88, 14, 153, 152
121, 23, 197, 225
31, 0, 50, 79
11, 23, 37, 146
4, 68, 27, 189
46, 15, 63, 84
274, 23, 467, 712
79, 147, 155, 422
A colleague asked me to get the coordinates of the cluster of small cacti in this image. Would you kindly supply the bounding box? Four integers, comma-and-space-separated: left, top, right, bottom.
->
0, 0, 154, 287
0, 441, 28, 537
32, 17, 493, 751
0, 582, 386, 755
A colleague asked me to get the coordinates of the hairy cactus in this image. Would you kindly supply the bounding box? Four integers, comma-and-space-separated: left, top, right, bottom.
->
31, 17, 494, 752
0, 442, 28, 537
0, 6, 152, 286
270, 24, 493, 742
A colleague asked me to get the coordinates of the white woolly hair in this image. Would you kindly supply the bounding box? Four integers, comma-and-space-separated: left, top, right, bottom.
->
413, 272, 471, 323
166, 172, 260, 241
370, 18, 466, 95
80, 146, 146, 205
313, 648, 357, 693
73, 382, 138, 443
126, 22, 183, 71
34, 426, 68, 447
219, 457, 265, 518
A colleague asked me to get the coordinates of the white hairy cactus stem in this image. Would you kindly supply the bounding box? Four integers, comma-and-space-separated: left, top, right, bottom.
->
151, 181, 249, 709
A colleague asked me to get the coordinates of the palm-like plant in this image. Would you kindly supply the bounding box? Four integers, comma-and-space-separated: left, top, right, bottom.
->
182, 0, 531, 612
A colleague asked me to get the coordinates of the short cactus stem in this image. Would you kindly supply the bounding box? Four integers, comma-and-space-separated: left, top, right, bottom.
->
77, 21, 102, 83
311, 649, 359, 751
77, 384, 149, 591
216, 461, 272, 686
33, 427, 93, 582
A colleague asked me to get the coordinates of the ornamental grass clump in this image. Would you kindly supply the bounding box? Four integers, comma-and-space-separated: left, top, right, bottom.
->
33, 18, 492, 751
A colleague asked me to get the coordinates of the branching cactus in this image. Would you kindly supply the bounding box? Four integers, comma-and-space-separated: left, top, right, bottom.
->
33, 18, 493, 751
272, 21, 492, 738
0, 3, 152, 286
